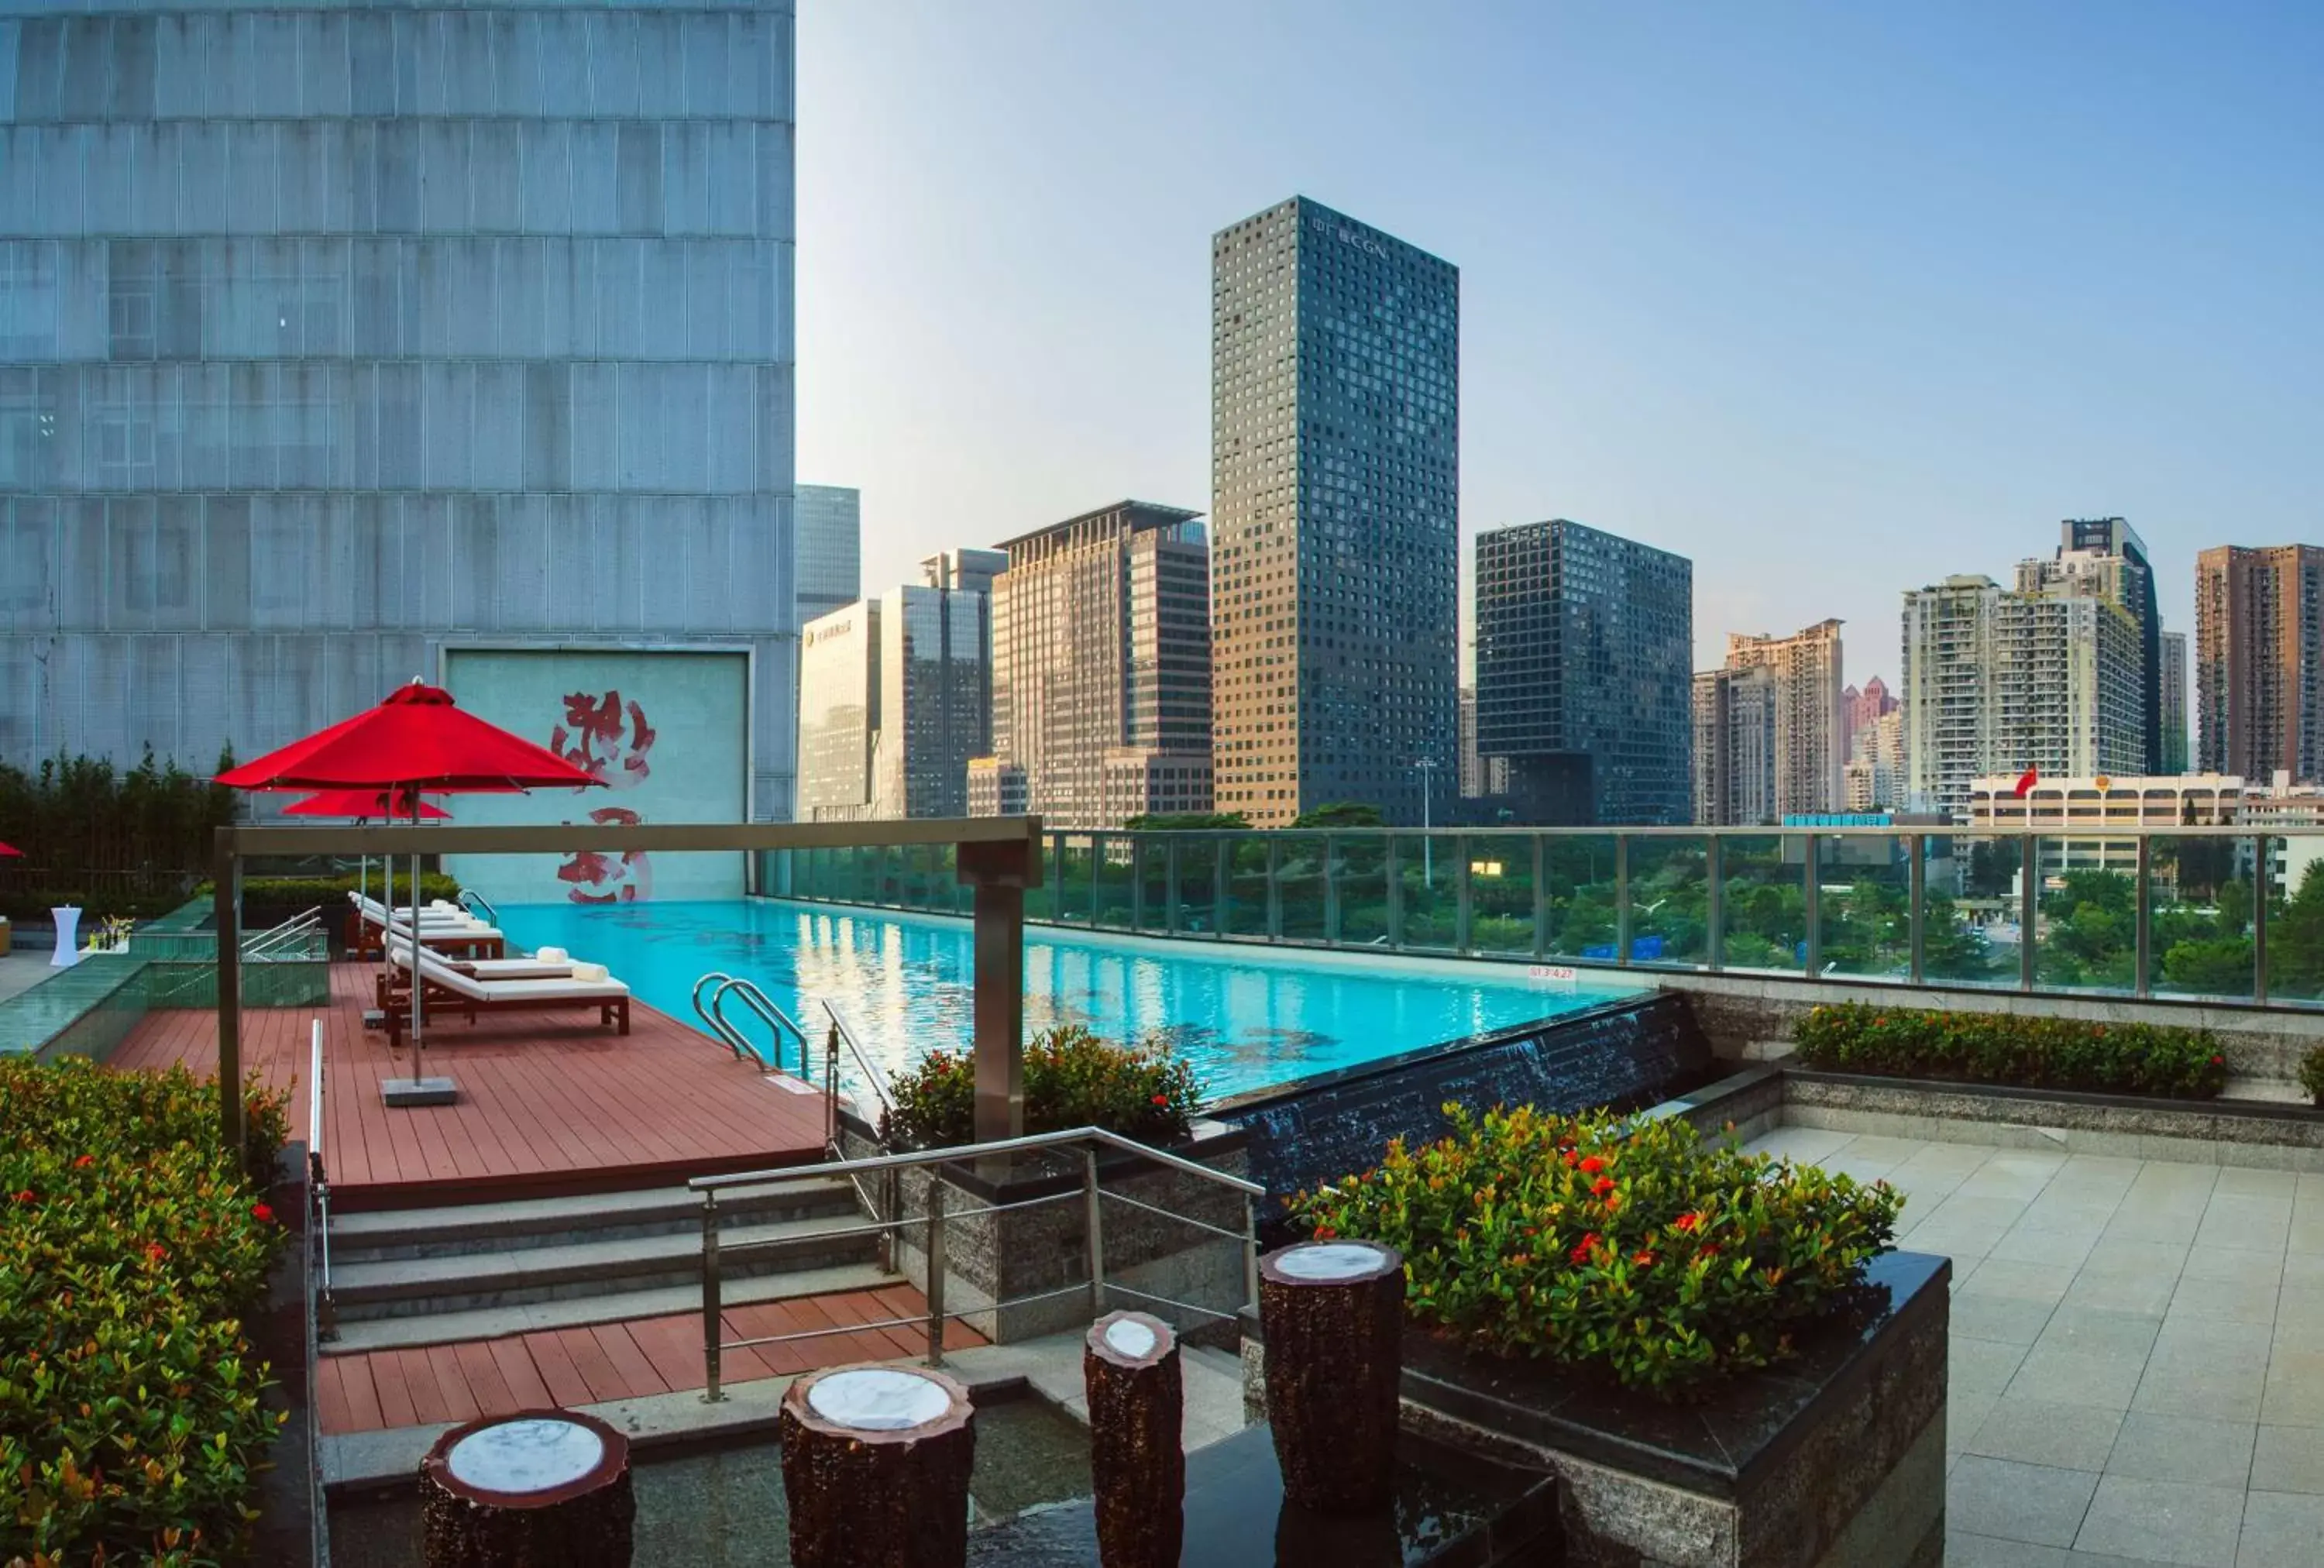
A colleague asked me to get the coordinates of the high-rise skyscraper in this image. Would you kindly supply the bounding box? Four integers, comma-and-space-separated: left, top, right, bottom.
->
2196, 545, 2324, 784
2021, 519, 2161, 772
796, 584, 989, 820
796, 485, 863, 626
1209, 198, 1459, 827
1693, 620, 1845, 824
0, 3, 801, 817
978, 500, 1212, 828
1902, 569, 2143, 820
922, 548, 1007, 596
1474, 519, 1694, 825
2161, 630, 2189, 775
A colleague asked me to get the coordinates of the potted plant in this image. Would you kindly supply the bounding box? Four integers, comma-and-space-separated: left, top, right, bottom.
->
2300, 1046, 2324, 1109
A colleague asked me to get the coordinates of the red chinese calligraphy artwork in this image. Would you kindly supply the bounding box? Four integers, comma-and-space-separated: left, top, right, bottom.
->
550, 691, 657, 903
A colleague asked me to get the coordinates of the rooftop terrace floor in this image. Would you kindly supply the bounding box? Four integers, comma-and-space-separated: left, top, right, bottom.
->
1746, 1125, 2324, 1567
108, 964, 830, 1209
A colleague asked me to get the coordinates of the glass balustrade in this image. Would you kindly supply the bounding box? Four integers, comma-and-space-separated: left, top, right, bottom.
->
756, 827, 2324, 1011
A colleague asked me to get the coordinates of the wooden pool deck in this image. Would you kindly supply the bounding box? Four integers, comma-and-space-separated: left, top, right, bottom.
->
108, 964, 832, 1209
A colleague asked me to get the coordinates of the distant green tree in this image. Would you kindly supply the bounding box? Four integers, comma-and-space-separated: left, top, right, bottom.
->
2162, 937, 2256, 995
1292, 802, 1386, 830
2215, 878, 2252, 939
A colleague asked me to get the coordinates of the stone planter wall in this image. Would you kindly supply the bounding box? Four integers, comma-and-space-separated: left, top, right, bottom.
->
1241, 1250, 1950, 1568
835, 1116, 1252, 1344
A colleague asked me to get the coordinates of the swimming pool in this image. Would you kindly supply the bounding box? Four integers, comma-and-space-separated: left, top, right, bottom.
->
490, 899, 1646, 1103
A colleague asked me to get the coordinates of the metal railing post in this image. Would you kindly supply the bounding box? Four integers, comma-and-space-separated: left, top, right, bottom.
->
1531, 833, 1548, 960
1323, 831, 1341, 944
1243, 1192, 1260, 1312
1707, 834, 1726, 971
1213, 839, 1229, 937
1386, 834, 1404, 948
1084, 1147, 1105, 1317
701, 1192, 723, 1402
1166, 837, 1181, 935
2254, 835, 2271, 1004
1131, 837, 1145, 931
2020, 835, 2039, 992
2135, 835, 2153, 999
1907, 834, 1926, 985
1265, 836, 1283, 940
1455, 835, 1473, 954
1088, 833, 1102, 927
1803, 833, 1821, 976
924, 1179, 947, 1367
1615, 834, 1632, 965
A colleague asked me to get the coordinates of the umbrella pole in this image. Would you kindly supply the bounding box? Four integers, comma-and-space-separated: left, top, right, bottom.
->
383, 789, 455, 1107
410, 797, 425, 1082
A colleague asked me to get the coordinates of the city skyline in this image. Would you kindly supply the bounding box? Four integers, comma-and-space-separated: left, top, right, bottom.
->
797, 3, 2320, 690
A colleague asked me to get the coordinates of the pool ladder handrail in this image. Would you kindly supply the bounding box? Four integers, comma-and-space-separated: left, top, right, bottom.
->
456, 887, 500, 925
689, 971, 809, 1076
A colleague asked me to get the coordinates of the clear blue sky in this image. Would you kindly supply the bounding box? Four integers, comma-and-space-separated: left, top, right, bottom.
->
796, 2, 2324, 688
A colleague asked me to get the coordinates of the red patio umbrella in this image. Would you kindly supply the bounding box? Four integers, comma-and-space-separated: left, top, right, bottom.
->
220, 681, 601, 1106
282, 789, 453, 821
0, 842, 21, 857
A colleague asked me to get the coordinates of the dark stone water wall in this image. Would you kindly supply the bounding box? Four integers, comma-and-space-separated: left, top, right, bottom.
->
1211, 992, 1711, 1222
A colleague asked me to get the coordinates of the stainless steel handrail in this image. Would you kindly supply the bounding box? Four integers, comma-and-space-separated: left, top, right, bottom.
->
456, 887, 500, 924
693, 1124, 1262, 1401
710, 976, 807, 1075
308, 1020, 335, 1338
689, 972, 753, 1060
819, 999, 895, 1113
242, 906, 322, 960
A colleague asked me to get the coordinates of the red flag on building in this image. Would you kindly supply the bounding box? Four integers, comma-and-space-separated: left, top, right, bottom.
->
2013, 766, 2040, 797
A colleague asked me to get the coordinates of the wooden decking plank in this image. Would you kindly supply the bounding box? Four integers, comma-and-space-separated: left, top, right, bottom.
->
519, 1327, 598, 1410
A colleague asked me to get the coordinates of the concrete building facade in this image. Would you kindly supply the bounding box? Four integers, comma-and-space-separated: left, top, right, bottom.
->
1209, 197, 1459, 827
0, 2, 802, 818
2161, 629, 2189, 775
1476, 518, 1693, 825
1699, 618, 1845, 823
1692, 663, 1776, 826
981, 500, 1211, 829
2196, 545, 2324, 786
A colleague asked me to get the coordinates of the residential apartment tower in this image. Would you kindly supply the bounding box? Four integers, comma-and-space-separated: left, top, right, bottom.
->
2195, 545, 2324, 785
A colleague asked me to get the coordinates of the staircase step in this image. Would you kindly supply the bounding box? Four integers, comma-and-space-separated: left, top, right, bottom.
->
328, 1177, 861, 1262
323, 1261, 899, 1354
329, 1211, 880, 1320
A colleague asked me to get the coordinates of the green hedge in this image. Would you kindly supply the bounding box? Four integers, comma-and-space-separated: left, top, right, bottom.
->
880, 1025, 1201, 1150
0, 1060, 292, 1566
0, 886, 193, 927
1790, 1002, 2229, 1099
194, 873, 463, 908
1294, 1106, 1902, 1398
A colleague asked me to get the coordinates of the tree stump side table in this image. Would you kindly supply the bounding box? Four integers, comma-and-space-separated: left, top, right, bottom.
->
419, 1408, 634, 1567
1083, 1309, 1185, 1568
778, 1363, 978, 1568
1258, 1240, 1405, 1515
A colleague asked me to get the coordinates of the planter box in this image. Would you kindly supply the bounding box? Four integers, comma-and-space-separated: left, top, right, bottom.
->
1242, 1250, 1949, 1568
835, 1109, 1253, 1344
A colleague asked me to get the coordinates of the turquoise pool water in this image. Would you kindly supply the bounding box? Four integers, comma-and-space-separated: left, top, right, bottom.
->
490, 899, 1645, 1103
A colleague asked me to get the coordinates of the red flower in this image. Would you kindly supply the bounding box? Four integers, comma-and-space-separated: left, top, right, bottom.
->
9, 1189, 33, 1205
1673, 1212, 1701, 1232
1578, 1156, 1606, 1175
1313, 1225, 1337, 1241
1561, 1150, 1578, 1167
1700, 1244, 1721, 1259
1633, 1250, 1656, 1267
251, 1202, 276, 1225
1150, 1093, 1169, 1106
72, 1154, 94, 1169
1569, 1233, 1599, 1264
2210, 1054, 2225, 1066
1591, 1177, 1616, 1198
144, 1243, 166, 1262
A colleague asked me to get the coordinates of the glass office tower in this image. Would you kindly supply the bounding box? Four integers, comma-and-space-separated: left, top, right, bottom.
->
1210, 197, 1459, 827
0, 2, 799, 817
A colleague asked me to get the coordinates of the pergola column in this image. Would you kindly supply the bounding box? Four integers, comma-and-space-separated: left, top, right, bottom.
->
957, 821, 1040, 1143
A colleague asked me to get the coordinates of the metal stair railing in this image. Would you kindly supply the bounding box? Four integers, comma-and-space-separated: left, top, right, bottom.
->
456, 888, 500, 925
691, 1126, 1264, 1401
241, 906, 323, 961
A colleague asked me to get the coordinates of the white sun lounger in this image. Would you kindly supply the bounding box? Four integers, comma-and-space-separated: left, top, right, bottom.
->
384, 942, 630, 1048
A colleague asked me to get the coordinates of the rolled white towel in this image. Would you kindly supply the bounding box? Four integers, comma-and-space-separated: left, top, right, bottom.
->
429, 899, 460, 912
536, 947, 569, 964
572, 961, 610, 983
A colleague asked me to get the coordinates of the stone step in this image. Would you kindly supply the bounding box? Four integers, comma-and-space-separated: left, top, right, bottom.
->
323, 1260, 899, 1354
328, 1176, 863, 1263
328, 1210, 881, 1321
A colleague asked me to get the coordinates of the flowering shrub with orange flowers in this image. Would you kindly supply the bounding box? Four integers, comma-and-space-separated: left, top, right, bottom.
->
1792, 1002, 2229, 1099
881, 1026, 1201, 1150
1292, 1105, 1903, 1399
0, 1058, 292, 1566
